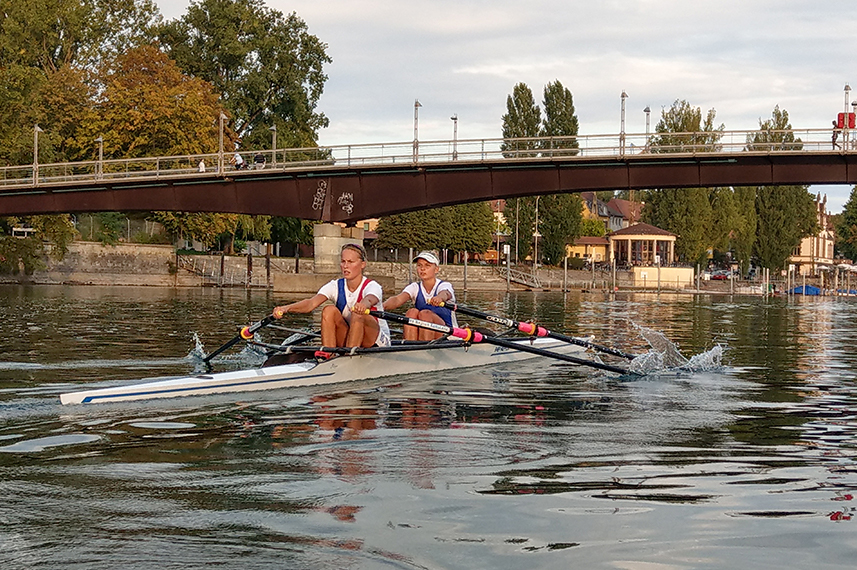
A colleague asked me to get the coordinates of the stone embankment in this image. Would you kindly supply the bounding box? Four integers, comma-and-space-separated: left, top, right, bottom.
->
2, 241, 790, 295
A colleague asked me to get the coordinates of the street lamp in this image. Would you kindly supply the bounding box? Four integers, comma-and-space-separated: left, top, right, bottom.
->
269, 124, 277, 167
413, 99, 422, 162
33, 124, 43, 185
218, 112, 227, 175
845, 84, 852, 148
450, 114, 458, 160
95, 136, 103, 180
620, 90, 628, 156
643, 106, 651, 151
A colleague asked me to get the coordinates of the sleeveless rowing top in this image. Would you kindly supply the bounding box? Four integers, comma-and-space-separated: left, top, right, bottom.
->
414, 279, 455, 327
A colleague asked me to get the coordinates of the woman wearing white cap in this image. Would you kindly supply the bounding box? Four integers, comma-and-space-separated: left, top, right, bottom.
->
272, 243, 390, 349
384, 250, 457, 341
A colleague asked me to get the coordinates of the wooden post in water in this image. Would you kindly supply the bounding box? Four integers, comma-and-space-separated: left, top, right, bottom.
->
266, 244, 271, 289
219, 252, 225, 288
563, 256, 567, 292
246, 252, 252, 288
463, 251, 468, 292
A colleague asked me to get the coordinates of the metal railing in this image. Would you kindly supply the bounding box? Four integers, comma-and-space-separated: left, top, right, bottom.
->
2, 127, 855, 190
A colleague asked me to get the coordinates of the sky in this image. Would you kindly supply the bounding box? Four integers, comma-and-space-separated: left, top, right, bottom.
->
156, 0, 857, 212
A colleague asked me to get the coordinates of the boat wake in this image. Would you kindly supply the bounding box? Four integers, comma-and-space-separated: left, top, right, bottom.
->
627, 324, 724, 376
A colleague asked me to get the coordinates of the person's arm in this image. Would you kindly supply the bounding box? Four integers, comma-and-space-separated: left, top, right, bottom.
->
353, 294, 379, 315
383, 290, 412, 311
273, 293, 327, 318
428, 283, 454, 306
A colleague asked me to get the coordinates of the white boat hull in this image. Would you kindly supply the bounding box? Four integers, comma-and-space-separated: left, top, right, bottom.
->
60, 338, 587, 405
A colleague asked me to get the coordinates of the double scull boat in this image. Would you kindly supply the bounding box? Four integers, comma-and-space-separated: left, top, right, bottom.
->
60, 337, 588, 405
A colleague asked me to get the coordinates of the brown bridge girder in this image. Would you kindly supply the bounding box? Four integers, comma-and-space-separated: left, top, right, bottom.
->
1, 152, 855, 223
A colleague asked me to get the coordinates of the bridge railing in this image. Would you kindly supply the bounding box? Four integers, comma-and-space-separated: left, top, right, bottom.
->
2, 128, 854, 190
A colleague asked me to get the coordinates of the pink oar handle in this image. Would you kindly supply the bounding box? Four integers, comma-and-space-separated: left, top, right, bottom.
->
517, 322, 548, 336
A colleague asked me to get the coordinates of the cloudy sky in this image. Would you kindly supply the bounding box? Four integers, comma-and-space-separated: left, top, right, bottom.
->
157, 0, 856, 211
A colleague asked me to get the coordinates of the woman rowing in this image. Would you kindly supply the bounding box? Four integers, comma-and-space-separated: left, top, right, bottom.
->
383, 250, 457, 341
272, 243, 390, 349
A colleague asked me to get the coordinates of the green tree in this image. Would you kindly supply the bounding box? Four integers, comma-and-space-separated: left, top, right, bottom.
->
836, 187, 857, 262
580, 218, 607, 237
643, 187, 712, 265
540, 80, 579, 156
159, 0, 331, 149
754, 186, 818, 271
503, 197, 536, 262
746, 107, 816, 271
445, 202, 494, 254
732, 186, 758, 276
538, 194, 582, 265
643, 100, 724, 265
649, 99, 724, 153
501, 83, 541, 158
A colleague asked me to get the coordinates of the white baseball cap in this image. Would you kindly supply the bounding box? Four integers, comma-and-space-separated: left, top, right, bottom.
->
413, 251, 439, 265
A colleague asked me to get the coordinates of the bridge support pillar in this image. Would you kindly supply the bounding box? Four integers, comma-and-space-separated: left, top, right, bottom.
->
313, 223, 365, 274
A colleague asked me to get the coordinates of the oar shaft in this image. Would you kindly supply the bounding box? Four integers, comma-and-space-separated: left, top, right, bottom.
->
203, 315, 276, 364
366, 309, 632, 375
444, 302, 638, 361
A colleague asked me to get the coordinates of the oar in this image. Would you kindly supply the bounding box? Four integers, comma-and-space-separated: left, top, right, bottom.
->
364, 309, 634, 376
442, 302, 638, 361
203, 315, 276, 365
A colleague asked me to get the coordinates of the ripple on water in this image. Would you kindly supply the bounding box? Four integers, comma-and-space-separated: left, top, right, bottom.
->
0, 433, 102, 453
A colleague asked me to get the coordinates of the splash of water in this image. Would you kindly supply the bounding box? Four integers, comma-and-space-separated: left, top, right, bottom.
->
627, 323, 723, 375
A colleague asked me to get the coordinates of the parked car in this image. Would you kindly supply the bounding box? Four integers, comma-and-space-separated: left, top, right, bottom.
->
711, 269, 731, 280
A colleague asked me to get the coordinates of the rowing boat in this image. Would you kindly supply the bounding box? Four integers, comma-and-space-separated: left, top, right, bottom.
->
59, 337, 587, 405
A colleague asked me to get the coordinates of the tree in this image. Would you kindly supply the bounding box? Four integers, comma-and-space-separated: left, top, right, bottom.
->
643, 187, 712, 265
836, 187, 857, 262
68, 45, 226, 160
649, 99, 724, 153
538, 194, 582, 265
374, 204, 493, 257
540, 80, 579, 156
580, 218, 607, 237
731, 186, 758, 276
747, 107, 816, 272
0, 0, 160, 73
503, 197, 536, 262
643, 100, 724, 265
159, 0, 331, 149
754, 187, 818, 271
500, 83, 541, 157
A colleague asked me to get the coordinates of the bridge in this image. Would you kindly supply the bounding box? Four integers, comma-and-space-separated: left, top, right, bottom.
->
1, 128, 855, 223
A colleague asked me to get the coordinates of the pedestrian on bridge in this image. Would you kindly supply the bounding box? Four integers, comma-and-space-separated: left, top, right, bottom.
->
833, 121, 841, 150
230, 151, 246, 170
253, 152, 266, 169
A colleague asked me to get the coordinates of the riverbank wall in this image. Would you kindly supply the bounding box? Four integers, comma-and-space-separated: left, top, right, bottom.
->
1, 241, 800, 295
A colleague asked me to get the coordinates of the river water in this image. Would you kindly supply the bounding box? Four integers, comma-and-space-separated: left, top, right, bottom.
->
1, 285, 856, 569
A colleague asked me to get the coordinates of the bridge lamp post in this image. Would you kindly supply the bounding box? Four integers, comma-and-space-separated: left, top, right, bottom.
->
644, 106, 651, 151
413, 99, 421, 162
533, 195, 540, 271
95, 136, 103, 180
853, 101, 857, 150
844, 85, 852, 149
33, 124, 43, 186
269, 124, 277, 166
218, 112, 227, 175
620, 91, 628, 156
451, 114, 458, 160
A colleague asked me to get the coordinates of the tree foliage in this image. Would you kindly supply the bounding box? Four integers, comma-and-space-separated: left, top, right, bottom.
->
643, 100, 724, 265
374, 203, 493, 254
754, 187, 818, 271
836, 187, 857, 262
500, 83, 541, 157
538, 194, 582, 265
159, 0, 331, 149
540, 80, 579, 156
